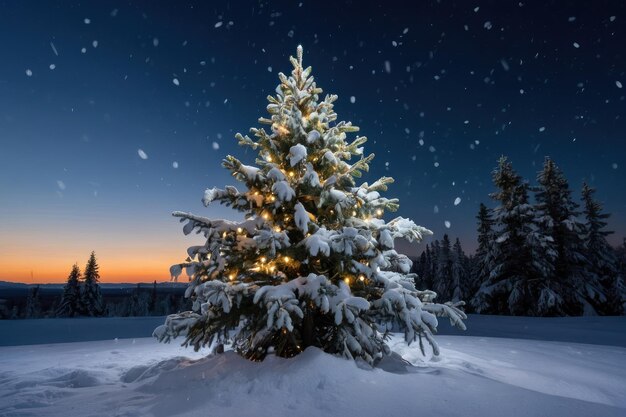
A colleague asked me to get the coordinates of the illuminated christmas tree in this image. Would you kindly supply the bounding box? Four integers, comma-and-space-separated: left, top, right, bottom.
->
155, 46, 466, 363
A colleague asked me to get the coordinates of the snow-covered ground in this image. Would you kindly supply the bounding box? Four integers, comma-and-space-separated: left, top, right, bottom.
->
1, 318, 625, 417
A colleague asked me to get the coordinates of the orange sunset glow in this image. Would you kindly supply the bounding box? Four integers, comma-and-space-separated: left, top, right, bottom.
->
0, 209, 208, 283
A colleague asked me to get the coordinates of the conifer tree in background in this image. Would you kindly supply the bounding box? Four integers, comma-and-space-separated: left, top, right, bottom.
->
434, 235, 453, 301
470, 203, 494, 302
581, 182, 624, 315
81, 251, 106, 317
25, 285, 42, 319
414, 245, 431, 290
150, 280, 158, 314
617, 239, 626, 310
56, 264, 81, 317
155, 46, 466, 363
472, 157, 557, 315
451, 238, 466, 302
535, 158, 604, 315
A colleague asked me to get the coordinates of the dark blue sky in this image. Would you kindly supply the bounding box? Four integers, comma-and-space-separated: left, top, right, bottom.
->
1, 1, 625, 281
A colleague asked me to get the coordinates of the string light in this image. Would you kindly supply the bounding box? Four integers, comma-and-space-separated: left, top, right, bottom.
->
229, 273, 236, 280
358, 275, 365, 282
260, 257, 267, 263
237, 227, 243, 233
344, 277, 351, 285
262, 212, 270, 220
274, 226, 281, 233
352, 210, 357, 216
283, 256, 291, 263
376, 209, 383, 216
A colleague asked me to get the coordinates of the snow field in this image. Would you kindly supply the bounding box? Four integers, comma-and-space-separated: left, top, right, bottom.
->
1, 333, 625, 417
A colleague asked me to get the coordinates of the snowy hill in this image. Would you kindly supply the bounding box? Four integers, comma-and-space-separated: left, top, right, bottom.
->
0, 316, 625, 416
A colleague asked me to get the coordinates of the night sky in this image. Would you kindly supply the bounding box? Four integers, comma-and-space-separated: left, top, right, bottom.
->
1, 1, 625, 283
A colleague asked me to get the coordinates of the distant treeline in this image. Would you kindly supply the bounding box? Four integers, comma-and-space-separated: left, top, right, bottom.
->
0, 252, 190, 319
414, 157, 626, 316
0, 282, 190, 320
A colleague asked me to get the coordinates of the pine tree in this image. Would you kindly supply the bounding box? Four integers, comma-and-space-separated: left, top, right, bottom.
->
535, 158, 604, 315
472, 157, 557, 315
451, 238, 466, 302
81, 251, 106, 317
25, 285, 42, 319
129, 284, 150, 316
434, 235, 453, 301
581, 182, 623, 314
154, 46, 466, 363
471, 203, 494, 299
56, 264, 81, 317
414, 249, 428, 289
149, 280, 158, 315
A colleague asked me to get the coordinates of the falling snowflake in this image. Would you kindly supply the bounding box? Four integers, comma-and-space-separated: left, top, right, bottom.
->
172, 78, 180, 86
454, 197, 462, 206
444, 220, 451, 228
138, 149, 148, 159
212, 141, 220, 150
172, 161, 179, 169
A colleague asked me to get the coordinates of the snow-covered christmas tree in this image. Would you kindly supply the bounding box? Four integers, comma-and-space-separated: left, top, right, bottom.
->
155, 46, 466, 364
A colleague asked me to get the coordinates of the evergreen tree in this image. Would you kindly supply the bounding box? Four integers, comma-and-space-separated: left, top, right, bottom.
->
81, 251, 106, 316
423, 244, 433, 290
451, 238, 466, 302
56, 264, 81, 317
471, 203, 494, 298
155, 47, 466, 363
535, 158, 604, 315
129, 284, 150, 316
472, 157, 557, 315
434, 235, 453, 301
414, 249, 428, 290
429, 240, 440, 294
149, 280, 158, 315
25, 285, 42, 318
581, 182, 623, 314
